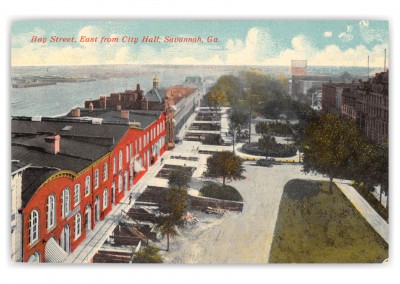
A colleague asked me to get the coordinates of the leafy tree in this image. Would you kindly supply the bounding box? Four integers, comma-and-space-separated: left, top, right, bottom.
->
229, 109, 249, 138
206, 86, 228, 110
205, 151, 245, 186
157, 185, 188, 251
168, 167, 191, 189
216, 75, 242, 106
132, 246, 163, 263
301, 113, 364, 193
353, 140, 388, 209
255, 121, 270, 136
229, 109, 249, 152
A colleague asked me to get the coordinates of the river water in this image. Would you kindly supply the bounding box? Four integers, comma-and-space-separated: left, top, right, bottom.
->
11, 75, 183, 117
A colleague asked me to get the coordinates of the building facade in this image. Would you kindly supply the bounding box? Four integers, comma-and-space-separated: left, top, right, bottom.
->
321, 71, 388, 143
84, 75, 201, 149
11, 161, 30, 262
356, 71, 389, 142
12, 109, 167, 263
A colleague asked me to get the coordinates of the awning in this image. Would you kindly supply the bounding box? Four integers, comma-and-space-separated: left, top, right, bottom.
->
45, 237, 68, 263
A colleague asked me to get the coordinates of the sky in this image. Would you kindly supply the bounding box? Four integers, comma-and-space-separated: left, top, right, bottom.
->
11, 20, 389, 67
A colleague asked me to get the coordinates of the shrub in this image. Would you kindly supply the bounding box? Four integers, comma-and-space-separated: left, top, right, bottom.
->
200, 182, 243, 202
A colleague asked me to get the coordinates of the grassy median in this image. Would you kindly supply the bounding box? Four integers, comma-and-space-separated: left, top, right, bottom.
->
269, 179, 388, 263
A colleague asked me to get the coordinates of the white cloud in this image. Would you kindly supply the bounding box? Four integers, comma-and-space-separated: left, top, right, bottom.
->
359, 20, 369, 28
323, 31, 333, 38
225, 27, 277, 65
339, 32, 354, 42
347, 25, 353, 33
11, 27, 47, 46
11, 25, 389, 68
358, 20, 386, 44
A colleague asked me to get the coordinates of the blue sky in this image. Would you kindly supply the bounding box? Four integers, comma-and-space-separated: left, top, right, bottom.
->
11, 20, 389, 67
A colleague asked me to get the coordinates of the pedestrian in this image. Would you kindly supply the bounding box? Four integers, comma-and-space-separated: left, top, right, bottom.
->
129, 194, 132, 205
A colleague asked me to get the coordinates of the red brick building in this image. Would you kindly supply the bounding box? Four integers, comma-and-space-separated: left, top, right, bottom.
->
84, 75, 200, 149
321, 71, 388, 143
12, 109, 167, 262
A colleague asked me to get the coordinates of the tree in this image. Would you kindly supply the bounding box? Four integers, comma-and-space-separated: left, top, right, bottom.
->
353, 140, 388, 209
229, 109, 249, 138
256, 122, 275, 154
206, 86, 228, 111
216, 75, 242, 106
132, 246, 163, 263
168, 167, 191, 189
157, 185, 188, 251
204, 151, 245, 186
229, 109, 249, 152
301, 114, 364, 193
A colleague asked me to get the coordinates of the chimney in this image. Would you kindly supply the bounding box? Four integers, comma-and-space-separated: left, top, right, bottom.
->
120, 110, 129, 120
136, 83, 141, 91
100, 96, 107, 109
89, 102, 94, 112
116, 105, 122, 111
44, 135, 60, 154
71, 108, 80, 117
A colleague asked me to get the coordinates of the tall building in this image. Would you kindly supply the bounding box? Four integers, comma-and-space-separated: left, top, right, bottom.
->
321, 71, 388, 143
291, 60, 307, 76
11, 109, 167, 262
356, 71, 389, 142
321, 83, 356, 115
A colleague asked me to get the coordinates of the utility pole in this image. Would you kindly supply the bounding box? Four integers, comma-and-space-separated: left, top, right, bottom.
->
384, 49, 387, 72
248, 97, 252, 144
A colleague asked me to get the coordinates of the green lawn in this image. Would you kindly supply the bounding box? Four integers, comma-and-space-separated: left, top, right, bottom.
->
269, 179, 388, 263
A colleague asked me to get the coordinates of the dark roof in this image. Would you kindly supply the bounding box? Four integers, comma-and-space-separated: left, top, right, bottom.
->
70, 108, 163, 129
21, 167, 59, 207
12, 117, 130, 172
11, 160, 30, 174
145, 87, 167, 103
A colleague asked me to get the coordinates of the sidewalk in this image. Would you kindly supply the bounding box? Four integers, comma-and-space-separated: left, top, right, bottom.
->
335, 180, 389, 243
64, 155, 169, 263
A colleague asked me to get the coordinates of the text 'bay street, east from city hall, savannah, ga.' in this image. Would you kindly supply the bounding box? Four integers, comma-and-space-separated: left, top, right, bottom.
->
31, 35, 219, 45
11, 20, 388, 264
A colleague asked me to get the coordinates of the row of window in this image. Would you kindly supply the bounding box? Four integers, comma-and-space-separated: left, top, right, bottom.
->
30, 187, 112, 246
28, 123, 166, 249
29, 210, 82, 246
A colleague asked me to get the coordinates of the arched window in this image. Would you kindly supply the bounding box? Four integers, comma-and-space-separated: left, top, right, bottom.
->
94, 169, 99, 189
27, 252, 40, 263
103, 163, 108, 181
62, 188, 70, 218
103, 188, 109, 209
129, 143, 132, 161
118, 174, 123, 192
119, 150, 123, 170
124, 170, 128, 191
47, 195, 56, 230
74, 184, 80, 206
126, 145, 129, 162
113, 156, 117, 174
29, 210, 39, 245
85, 176, 90, 196
74, 213, 81, 239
